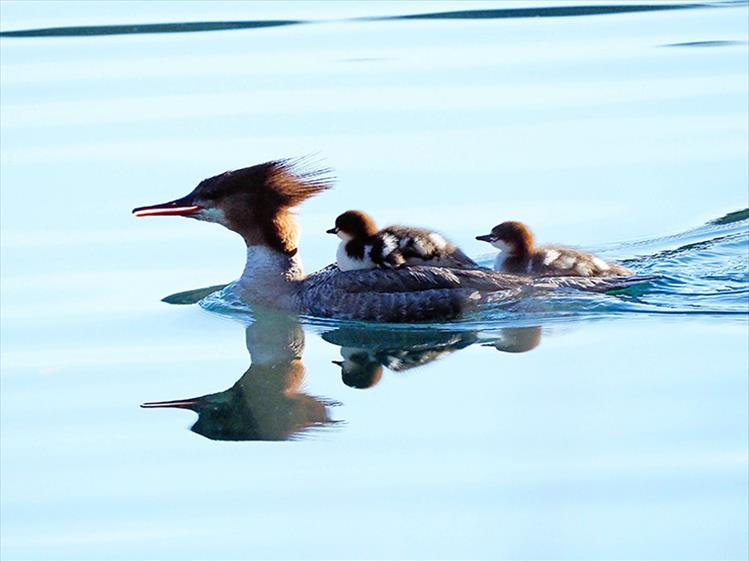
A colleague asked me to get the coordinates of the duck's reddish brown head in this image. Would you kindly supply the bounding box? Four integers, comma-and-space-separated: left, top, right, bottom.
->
133, 159, 333, 254
326, 210, 378, 241
476, 221, 535, 256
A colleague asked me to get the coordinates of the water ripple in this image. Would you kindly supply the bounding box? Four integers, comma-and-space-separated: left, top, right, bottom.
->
0, 2, 732, 38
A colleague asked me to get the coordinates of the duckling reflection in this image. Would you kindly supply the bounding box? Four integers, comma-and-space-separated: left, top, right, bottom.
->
142, 312, 338, 441
324, 326, 541, 389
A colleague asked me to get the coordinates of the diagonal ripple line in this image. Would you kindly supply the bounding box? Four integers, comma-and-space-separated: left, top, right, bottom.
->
0, 2, 733, 38
0, 19, 303, 38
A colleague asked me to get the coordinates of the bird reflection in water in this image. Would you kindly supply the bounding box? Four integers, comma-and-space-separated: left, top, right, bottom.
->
325, 325, 542, 389
142, 312, 339, 441
143, 302, 542, 439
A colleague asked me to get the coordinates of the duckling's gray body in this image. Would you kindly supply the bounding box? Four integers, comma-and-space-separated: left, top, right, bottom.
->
380, 225, 478, 269
500, 244, 633, 277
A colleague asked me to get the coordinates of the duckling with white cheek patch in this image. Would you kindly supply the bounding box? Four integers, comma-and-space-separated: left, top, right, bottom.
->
476, 221, 633, 277
327, 210, 478, 272
326, 211, 404, 271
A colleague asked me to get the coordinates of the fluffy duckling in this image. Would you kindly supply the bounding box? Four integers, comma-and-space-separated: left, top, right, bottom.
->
476, 221, 632, 277
327, 210, 477, 271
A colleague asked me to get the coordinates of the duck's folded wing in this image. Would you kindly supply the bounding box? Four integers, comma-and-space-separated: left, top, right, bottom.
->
300, 265, 655, 322
444, 246, 480, 269
530, 274, 655, 292
303, 284, 489, 322
301, 265, 523, 321
320, 265, 524, 292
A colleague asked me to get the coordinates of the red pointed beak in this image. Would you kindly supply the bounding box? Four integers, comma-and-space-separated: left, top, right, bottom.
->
132, 195, 202, 217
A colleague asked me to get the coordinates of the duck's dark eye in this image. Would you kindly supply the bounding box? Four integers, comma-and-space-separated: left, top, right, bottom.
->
198, 184, 226, 201
196, 177, 223, 201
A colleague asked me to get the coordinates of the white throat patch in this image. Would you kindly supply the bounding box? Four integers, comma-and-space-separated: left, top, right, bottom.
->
492, 240, 513, 272
195, 207, 230, 226
336, 241, 376, 271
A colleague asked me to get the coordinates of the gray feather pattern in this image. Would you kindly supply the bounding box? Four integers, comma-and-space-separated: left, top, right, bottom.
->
298, 264, 654, 322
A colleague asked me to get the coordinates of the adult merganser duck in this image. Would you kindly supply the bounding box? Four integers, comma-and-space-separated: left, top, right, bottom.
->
326, 209, 477, 271
476, 221, 633, 277
133, 159, 641, 322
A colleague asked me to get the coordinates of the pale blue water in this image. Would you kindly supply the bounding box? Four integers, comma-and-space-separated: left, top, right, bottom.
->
1, 2, 748, 561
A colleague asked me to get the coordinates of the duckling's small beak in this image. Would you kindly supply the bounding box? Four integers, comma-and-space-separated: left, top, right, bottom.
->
331, 360, 344, 367
476, 234, 495, 242
326, 227, 339, 235
132, 195, 202, 217
140, 398, 201, 409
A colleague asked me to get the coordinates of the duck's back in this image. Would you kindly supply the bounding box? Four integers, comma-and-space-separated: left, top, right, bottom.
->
300, 264, 520, 322
299, 263, 646, 322
530, 245, 632, 277
382, 225, 478, 269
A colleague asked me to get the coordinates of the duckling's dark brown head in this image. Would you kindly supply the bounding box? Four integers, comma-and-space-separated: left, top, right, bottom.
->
333, 352, 383, 389
476, 221, 535, 256
133, 159, 333, 254
326, 210, 378, 242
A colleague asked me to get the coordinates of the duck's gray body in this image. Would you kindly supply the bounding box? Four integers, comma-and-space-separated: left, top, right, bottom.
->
298, 264, 515, 321
297, 263, 647, 322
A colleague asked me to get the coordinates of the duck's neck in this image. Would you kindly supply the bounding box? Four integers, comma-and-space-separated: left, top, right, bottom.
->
508, 238, 534, 263
510, 236, 533, 258
239, 245, 305, 310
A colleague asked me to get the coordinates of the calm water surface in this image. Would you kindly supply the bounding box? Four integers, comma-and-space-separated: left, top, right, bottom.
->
1, 1, 748, 561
